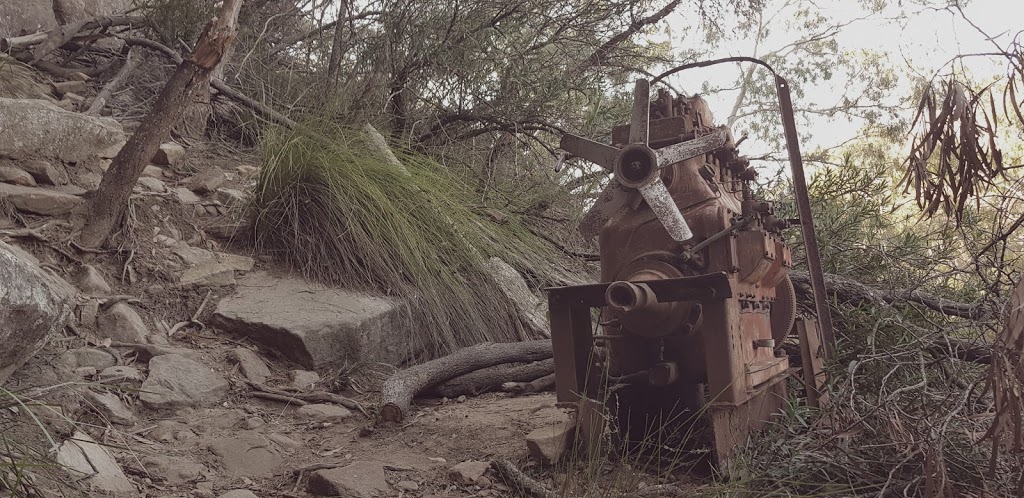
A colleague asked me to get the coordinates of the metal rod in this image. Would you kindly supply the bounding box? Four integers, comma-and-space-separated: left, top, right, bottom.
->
684, 216, 753, 257
775, 75, 836, 358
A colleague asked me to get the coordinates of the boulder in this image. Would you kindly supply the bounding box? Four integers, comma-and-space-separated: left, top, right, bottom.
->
296, 403, 352, 423
0, 98, 125, 161
141, 165, 166, 178
152, 142, 185, 166
96, 302, 149, 343
230, 347, 271, 384
137, 176, 167, 192
82, 389, 136, 426
139, 354, 229, 409
98, 365, 145, 385
0, 1, 129, 38
76, 264, 112, 294
55, 347, 116, 371
55, 431, 134, 494
172, 186, 201, 205
525, 418, 577, 465
0, 183, 83, 216
141, 454, 205, 484
289, 370, 320, 390
448, 460, 490, 486
179, 261, 237, 287
211, 272, 413, 371
0, 240, 74, 384
185, 169, 226, 194
19, 159, 68, 185
172, 245, 254, 272
0, 165, 36, 186
207, 432, 281, 477
308, 462, 390, 498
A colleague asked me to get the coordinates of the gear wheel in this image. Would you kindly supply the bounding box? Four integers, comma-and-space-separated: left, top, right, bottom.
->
770, 274, 797, 343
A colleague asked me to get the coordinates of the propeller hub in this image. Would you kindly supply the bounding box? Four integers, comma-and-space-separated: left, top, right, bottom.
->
615, 144, 659, 189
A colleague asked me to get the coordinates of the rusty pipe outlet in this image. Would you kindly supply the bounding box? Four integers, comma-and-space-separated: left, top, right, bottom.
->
606, 281, 658, 312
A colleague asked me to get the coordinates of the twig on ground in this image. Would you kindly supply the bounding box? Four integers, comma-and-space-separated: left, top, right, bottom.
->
492, 459, 558, 498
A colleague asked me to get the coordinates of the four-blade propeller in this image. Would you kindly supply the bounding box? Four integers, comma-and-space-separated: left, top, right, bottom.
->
559, 79, 728, 242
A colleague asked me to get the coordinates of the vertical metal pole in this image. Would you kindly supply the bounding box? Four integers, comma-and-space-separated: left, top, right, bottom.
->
774, 75, 837, 358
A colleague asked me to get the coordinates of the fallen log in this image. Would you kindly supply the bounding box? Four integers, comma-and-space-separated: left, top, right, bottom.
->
502, 373, 556, 395
790, 271, 986, 319
380, 340, 552, 422
434, 359, 554, 398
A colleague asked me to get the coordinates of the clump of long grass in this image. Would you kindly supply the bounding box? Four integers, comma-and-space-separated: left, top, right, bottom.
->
0, 56, 44, 100
251, 122, 567, 358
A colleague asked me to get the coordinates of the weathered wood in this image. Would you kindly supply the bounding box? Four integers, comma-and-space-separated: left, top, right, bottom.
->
789, 271, 986, 319
502, 372, 556, 395
86, 47, 142, 115
0, 16, 145, 54
491, 459, 557, 498
434, 359, 554, 398
78, 1, 242, 248
380, 340, 553, 422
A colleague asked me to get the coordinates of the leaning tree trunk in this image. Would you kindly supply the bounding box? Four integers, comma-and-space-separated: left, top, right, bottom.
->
178, 0, 243, 139
380, 340, 552, 422
79, 0, 242, 248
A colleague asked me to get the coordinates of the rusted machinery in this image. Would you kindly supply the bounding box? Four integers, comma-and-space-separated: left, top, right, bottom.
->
548, 61, 833, 465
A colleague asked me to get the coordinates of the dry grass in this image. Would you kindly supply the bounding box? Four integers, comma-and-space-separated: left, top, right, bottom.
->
250, 122, 570, 358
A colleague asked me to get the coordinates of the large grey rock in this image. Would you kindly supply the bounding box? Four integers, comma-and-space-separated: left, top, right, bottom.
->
152, 142, 185, 166
483, 257, 548, 337
55, 431, 134, 494
308, 461, 390, 498
76, 264, 112, 294
230, 347, 271, 384
55, 347, 116, 371
211, 272, 413, 371
96, 302, 149, 343
0, 165, 35, 186
296, 403, 352, 423
0, 98, 125, 161
19, 159, 68, 185
525, 417, 577, 465
139, 354, 229, 410
207, 432, 281, 477
0, 240, 75, 384
141, 454, 205, 484
82, 389, 136, 426
0, 0, 129, 37
0, 183, 83, 215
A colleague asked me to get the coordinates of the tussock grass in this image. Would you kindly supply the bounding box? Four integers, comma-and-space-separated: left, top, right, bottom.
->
251, 122, 568, 357
0, 56, 43, 100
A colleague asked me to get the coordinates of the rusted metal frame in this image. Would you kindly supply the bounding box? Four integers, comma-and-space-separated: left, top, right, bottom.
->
652, 57, 837, 358
547, 272, 734, 403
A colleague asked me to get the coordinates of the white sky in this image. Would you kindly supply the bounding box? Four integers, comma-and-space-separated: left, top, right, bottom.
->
659, 0, 1020, 159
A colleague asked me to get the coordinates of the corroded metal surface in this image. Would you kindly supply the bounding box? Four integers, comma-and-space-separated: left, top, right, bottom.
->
549, 75, 827, 465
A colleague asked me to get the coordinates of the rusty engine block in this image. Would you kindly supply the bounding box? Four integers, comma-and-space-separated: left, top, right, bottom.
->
550, 72, 831, 465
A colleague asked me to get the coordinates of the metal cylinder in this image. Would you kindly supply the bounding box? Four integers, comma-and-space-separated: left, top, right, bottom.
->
605, 281, 657, 312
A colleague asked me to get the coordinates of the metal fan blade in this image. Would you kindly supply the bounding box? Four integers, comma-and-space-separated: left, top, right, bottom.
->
655, 129, 729, 166
629, 79, 651, 144
638, 177, 693, 242
559, 134, 619, 171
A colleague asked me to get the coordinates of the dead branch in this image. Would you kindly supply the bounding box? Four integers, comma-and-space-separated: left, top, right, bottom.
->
380, 340, 553, 422
434, 359, 554, 398
0, 15, 145, 53
248, 382, 367, 416
252, 391, 309, 405
789, 271, 986, 319
87, 47, 142, 115
491, 459, 557, 498
124, 37, 297, 128
502, 373, 556, 395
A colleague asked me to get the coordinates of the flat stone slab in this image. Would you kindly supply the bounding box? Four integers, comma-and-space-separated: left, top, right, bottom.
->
211, 272, 413, 370
139, 354, 229, 410
0, 183, 83, 216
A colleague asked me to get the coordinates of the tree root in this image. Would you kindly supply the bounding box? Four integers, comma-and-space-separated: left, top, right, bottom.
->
380, 340, 552, 422
491, 459, 557, 498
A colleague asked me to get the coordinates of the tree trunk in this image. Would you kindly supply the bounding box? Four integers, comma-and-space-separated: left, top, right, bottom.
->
78, 1, 242, 248
434, 359, 554, 398
325, 0, 348, 92
380, 340, 552, 422
178, 0, 243, 139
